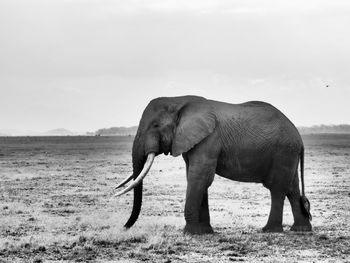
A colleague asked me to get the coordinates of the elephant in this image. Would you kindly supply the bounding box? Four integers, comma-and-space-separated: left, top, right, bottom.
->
115, 95, 312, 234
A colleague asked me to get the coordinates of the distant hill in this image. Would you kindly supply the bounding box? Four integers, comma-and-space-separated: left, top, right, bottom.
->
298, 124, 350, 134
0, 128, 82, 136
95, 126, 138, 136
0, 129, 21, 136
43, 128, 77, 136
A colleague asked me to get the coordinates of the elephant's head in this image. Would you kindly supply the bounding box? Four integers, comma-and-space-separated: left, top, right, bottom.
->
115, 95, 217, 228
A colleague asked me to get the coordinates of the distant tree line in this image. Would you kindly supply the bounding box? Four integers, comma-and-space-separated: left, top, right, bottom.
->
298, 124, 350, 134
94, 126, 138, 136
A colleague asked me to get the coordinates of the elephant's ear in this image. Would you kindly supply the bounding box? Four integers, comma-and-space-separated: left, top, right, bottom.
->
172, 102, 216, 157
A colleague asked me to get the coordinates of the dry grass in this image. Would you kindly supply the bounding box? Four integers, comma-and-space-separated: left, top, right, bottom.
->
0, 135, 349, 262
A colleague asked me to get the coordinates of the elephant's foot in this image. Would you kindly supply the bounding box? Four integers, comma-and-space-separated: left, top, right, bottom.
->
290, 223, 312, 232
184, 223, 214, 235
262, 224, 283, 233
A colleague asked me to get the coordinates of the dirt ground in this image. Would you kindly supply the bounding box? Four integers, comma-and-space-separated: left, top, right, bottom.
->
0, 134, 349, 262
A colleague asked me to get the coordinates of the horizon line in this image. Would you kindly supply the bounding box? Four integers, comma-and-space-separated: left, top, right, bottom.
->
1, 123, 350, 136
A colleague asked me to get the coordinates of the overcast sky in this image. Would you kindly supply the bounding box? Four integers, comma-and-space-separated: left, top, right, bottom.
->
0, 0, 349, 132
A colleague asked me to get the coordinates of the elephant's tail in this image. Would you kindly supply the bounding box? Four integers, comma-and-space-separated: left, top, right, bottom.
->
300, 146, 312, 220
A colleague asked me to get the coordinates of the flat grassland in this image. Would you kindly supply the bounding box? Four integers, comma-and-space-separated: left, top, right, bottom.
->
0, 135, 349, 262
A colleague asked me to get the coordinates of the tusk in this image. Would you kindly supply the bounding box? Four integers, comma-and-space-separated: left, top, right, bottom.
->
115, 153, 155, 197
115, 173, 134, 189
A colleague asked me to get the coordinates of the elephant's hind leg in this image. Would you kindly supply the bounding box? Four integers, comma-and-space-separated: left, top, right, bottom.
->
287, 173, 312, 232
263, 190, 285, 232
262, 154, 297, 233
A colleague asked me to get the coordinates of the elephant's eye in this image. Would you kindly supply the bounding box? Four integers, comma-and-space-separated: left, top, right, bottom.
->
152, 123, 159, 128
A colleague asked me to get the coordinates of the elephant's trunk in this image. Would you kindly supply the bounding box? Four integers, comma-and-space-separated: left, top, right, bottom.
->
123, 182, 143, 228
123, 133, 145, 228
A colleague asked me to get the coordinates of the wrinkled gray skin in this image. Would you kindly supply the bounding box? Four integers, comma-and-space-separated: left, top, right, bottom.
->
124, 95, 312, 234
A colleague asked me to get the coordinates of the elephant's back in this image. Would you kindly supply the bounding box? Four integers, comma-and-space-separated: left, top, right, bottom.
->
243, 101, 303, 149
215, 100, 303, 152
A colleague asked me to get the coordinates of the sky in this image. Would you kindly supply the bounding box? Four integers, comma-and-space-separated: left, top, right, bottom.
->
0, 0, 349, 133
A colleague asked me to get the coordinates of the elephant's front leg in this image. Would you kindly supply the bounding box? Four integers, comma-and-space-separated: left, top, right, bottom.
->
183, 157, 216, 235
199, 191, 210, 227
